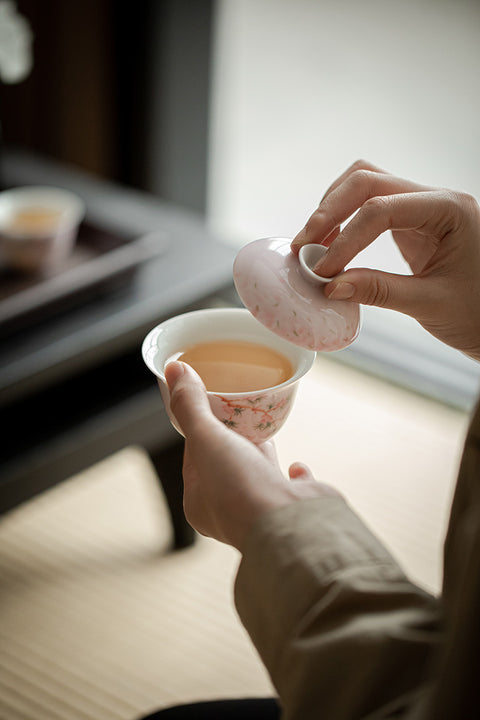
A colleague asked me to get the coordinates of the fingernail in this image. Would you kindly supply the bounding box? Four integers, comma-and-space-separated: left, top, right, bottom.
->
326, 282, 355, 300
165, 360, 186, 389
289, 462, 312, 480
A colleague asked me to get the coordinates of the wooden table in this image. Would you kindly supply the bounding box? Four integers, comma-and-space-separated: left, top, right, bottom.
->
0, 150, 238, 549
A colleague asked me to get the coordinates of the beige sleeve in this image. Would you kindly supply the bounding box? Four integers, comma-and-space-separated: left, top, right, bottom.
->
235, 496, 441, 720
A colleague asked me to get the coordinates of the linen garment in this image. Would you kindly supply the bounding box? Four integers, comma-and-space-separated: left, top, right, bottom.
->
235, 400, 480, 719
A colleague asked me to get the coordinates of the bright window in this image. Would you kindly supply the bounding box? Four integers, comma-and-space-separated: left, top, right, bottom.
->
207, 0, 480, 409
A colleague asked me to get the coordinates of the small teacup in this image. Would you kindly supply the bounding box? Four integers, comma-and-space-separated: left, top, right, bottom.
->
0, 186, 85, 273
142, 307, 315, 444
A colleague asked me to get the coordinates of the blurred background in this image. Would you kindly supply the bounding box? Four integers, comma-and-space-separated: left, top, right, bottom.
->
2, 0, 479, 407
1, 2, 480, 719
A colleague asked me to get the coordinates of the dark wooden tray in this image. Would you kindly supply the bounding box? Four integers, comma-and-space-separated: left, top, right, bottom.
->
0, 222, 169, 338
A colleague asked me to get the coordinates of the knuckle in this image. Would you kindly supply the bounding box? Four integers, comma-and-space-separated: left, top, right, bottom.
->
438, 189, 480, 234
362, 276, 390, 308
360, 195, 393, 227
350, 158, 370, 173
449, 190, 479, 213
305, 208, 337, 236
445, 189, 470, 205
346, 169, 380, 202
362, 195, 390, 213
349, 168, 373, 188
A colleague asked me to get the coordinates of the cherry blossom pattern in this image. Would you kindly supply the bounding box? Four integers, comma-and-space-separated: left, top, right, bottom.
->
208, 384, 298, 443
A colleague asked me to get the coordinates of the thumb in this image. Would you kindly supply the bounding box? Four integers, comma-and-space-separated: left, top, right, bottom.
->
165, 361, 216, 437
324, 268, 435, 317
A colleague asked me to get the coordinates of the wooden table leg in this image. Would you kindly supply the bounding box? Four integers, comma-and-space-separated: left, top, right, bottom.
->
149, 439, 196, 549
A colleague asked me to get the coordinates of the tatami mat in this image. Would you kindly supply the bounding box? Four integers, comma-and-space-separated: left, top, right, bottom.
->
0, 356, 470, 720
0, 450, 273, 720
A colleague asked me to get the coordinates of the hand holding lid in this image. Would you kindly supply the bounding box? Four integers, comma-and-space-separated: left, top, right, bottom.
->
233, 238, 360, 351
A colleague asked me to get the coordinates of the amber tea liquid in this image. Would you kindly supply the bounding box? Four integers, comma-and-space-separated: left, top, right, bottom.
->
8, 207, 62, 234
175, 340, 293, 392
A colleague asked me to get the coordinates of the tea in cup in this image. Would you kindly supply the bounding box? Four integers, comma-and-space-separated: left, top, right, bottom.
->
175, 339, 294, 393
142, 308, 315, 444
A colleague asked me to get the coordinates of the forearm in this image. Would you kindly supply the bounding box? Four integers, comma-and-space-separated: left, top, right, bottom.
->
235, 497, 441, 720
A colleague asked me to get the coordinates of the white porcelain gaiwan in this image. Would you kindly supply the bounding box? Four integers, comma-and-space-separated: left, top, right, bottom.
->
233, 237, 360, 351
142, 308, 315, 444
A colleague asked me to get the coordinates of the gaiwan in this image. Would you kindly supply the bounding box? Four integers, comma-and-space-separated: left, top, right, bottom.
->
233, 237, 360, 352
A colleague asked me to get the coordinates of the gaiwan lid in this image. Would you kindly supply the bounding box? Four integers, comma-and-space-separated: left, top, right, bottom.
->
233, 237, 360, 352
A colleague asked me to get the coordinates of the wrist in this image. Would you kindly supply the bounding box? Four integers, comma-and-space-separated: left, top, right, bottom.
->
229, 480, 343, 552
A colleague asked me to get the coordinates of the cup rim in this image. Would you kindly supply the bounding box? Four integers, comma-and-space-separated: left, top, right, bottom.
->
142, 307, 316, 398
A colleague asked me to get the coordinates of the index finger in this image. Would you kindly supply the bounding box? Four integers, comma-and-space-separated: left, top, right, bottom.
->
319, 189, 458, 278
291, 164, 432, 254
319, 159, 391, 203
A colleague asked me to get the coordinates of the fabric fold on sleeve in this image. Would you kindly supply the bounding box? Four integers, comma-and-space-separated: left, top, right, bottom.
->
235, 497, 441, 720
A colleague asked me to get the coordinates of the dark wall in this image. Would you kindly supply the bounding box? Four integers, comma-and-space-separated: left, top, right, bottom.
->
0, 0, 214, 214
0, 0, 117, 178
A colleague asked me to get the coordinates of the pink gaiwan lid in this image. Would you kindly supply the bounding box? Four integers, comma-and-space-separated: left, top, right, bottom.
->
233, 237, 360, 352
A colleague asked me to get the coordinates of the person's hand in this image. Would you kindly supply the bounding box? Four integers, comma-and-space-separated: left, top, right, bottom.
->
292, 160, 480, 361
165, 360, 341, 551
